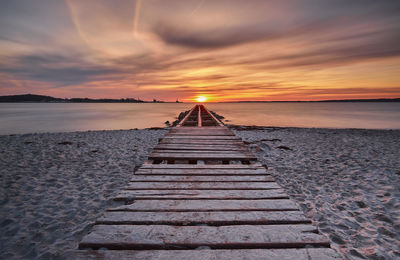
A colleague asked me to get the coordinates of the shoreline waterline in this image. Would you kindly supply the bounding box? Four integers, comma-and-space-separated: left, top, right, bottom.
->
1, 124, 400, 137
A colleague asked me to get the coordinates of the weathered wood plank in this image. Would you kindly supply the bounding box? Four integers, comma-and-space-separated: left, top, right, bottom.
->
157, 141, 240, 144
156, 142, 244, 146
79, 224, 330, 250
170, 127, 231, 131
172, 126, 229, 131
168, 132, 234, 136
135, 168, 267, 175
134, 172, 267, 176
154, 144, 247, 151
169, 127, 233, 134
156, 143, 244, 147
64, 248, 342, 260
125, 182, 280, 190
96, 211, 310, 225
163, 137, 238, 142
167, 131, 234, 136
138, 168, 266, 173
151, 150, 253, 155
114, 189, 288, 200
129, 175, 275, 182
149, 152, 256, 160
163, 135, 240, 140
108, 199, 299, 212
154, 147, 247, 152
141, 163, 263, 169
160, 139, 244, 145
198, 106, 202, 127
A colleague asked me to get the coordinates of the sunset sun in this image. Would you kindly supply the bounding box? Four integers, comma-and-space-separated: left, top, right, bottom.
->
196, 96, 207, 102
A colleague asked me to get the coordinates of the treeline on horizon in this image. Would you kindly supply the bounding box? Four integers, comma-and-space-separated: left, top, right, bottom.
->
0, 94, 171, 103
0, 94, 399, 103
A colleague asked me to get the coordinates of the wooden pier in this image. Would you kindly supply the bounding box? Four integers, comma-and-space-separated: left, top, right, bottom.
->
67, 105, 341, 259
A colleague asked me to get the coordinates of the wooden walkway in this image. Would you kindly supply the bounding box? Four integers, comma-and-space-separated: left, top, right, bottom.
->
66, 105, 341, 259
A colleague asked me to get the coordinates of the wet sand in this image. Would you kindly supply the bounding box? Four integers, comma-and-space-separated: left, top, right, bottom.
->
0, 127, 399, 259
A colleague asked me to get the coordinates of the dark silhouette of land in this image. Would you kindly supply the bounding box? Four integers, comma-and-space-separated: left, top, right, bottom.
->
0, 94, 398, 103
0, 94, 161, 103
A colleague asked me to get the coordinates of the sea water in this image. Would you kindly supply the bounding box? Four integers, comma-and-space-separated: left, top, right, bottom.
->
0, 102, 399, 134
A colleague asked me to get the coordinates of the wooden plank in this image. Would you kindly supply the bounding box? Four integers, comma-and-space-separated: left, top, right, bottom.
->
160, 139, 244, 145
156, 142, 243, 146
79, 224, 330, 250
64, 248, 343, 260
135, 168, 267, 175
125, 182, 280, 190
114, 189, 289, 200
136, 169, 267, 174
152, 148, 248, 152
108, 199, 299, 212
150, 150, 253, 156
168, 132, 235, 136
151, 150, 252, 154
172, 126, 228, 130
164, 136, 238, 140
148, 154, 252, 159
198, 106, 202, 127
149, 152, 256, 160
141, 163, 263, 169
171, 127, 230, 131
137, 167, 267, 174
167, 131, 235, 136
163, 135, 239, 140
154, 144, 247, 151
129, 175, 275, 182
155, 143, 245, 148
96, 211, 311, 225
182, 121, 197, 125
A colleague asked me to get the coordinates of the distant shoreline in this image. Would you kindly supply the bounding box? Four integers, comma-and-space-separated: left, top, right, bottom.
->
0, 94, 181, 103
0, 101, 181, 103
0, 94, 399, 103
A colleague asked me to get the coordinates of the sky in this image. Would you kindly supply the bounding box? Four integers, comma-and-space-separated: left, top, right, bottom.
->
0, 0, 400, 102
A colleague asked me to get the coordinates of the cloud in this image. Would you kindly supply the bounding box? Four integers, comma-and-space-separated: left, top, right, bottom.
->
153, 22, 275, 49
0, 53, 119, 86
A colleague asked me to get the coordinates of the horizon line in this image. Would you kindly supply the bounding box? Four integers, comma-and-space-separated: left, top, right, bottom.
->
0, 94, 400, 103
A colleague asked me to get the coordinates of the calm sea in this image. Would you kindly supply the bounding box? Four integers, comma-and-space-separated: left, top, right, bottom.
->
0, 102, 399, 134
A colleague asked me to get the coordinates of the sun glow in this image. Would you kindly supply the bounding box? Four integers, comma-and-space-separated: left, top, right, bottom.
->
196, 96, 207, 102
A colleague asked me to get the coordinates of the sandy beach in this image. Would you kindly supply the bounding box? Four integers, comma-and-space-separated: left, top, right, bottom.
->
0, 129, 167, 259
234, 126, 400, 259
1, 127, 399, 259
